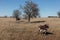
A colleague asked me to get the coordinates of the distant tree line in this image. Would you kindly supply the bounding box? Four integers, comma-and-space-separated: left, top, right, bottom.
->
48, 16, 58, 18
48, 11, 60, 18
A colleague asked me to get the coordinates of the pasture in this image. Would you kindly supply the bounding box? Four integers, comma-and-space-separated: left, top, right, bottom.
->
0, 18, 60, 40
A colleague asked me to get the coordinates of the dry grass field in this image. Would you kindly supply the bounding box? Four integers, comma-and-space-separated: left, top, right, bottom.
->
0, 18, 60, 40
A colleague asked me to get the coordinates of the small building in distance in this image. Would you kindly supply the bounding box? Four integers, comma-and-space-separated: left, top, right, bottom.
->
48, 16, 58, 18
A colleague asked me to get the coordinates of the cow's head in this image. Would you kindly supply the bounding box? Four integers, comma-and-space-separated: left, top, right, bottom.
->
44, 24, 49, 28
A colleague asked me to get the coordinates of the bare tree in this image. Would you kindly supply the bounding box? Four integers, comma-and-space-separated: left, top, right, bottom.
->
13, 9, 21, 21
23, 1, 39, 22
58, 12, 60, 18
23, 14, 28, 19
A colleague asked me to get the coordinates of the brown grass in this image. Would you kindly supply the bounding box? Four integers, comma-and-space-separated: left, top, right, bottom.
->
0, 18, 60, 40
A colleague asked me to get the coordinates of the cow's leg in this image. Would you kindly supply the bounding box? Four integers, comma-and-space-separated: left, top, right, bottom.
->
43, 29, 47, 34
40, 29, 43, 34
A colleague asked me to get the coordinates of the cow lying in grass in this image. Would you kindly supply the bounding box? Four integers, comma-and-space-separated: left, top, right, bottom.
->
38, 24, 49, 34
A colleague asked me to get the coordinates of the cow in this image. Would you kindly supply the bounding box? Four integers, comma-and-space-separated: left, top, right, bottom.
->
38, 24, 49, 34
17, 18, 20, 20
16, 18, 20, 21
16, 18, 21, 23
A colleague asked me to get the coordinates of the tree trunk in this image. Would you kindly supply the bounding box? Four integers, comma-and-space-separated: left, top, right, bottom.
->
28, 14, 30, 22
16, 18, 17, 21
58, 15, 60, 18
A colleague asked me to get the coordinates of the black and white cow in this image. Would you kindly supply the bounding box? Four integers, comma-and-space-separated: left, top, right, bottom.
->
38, 24, 49, 34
